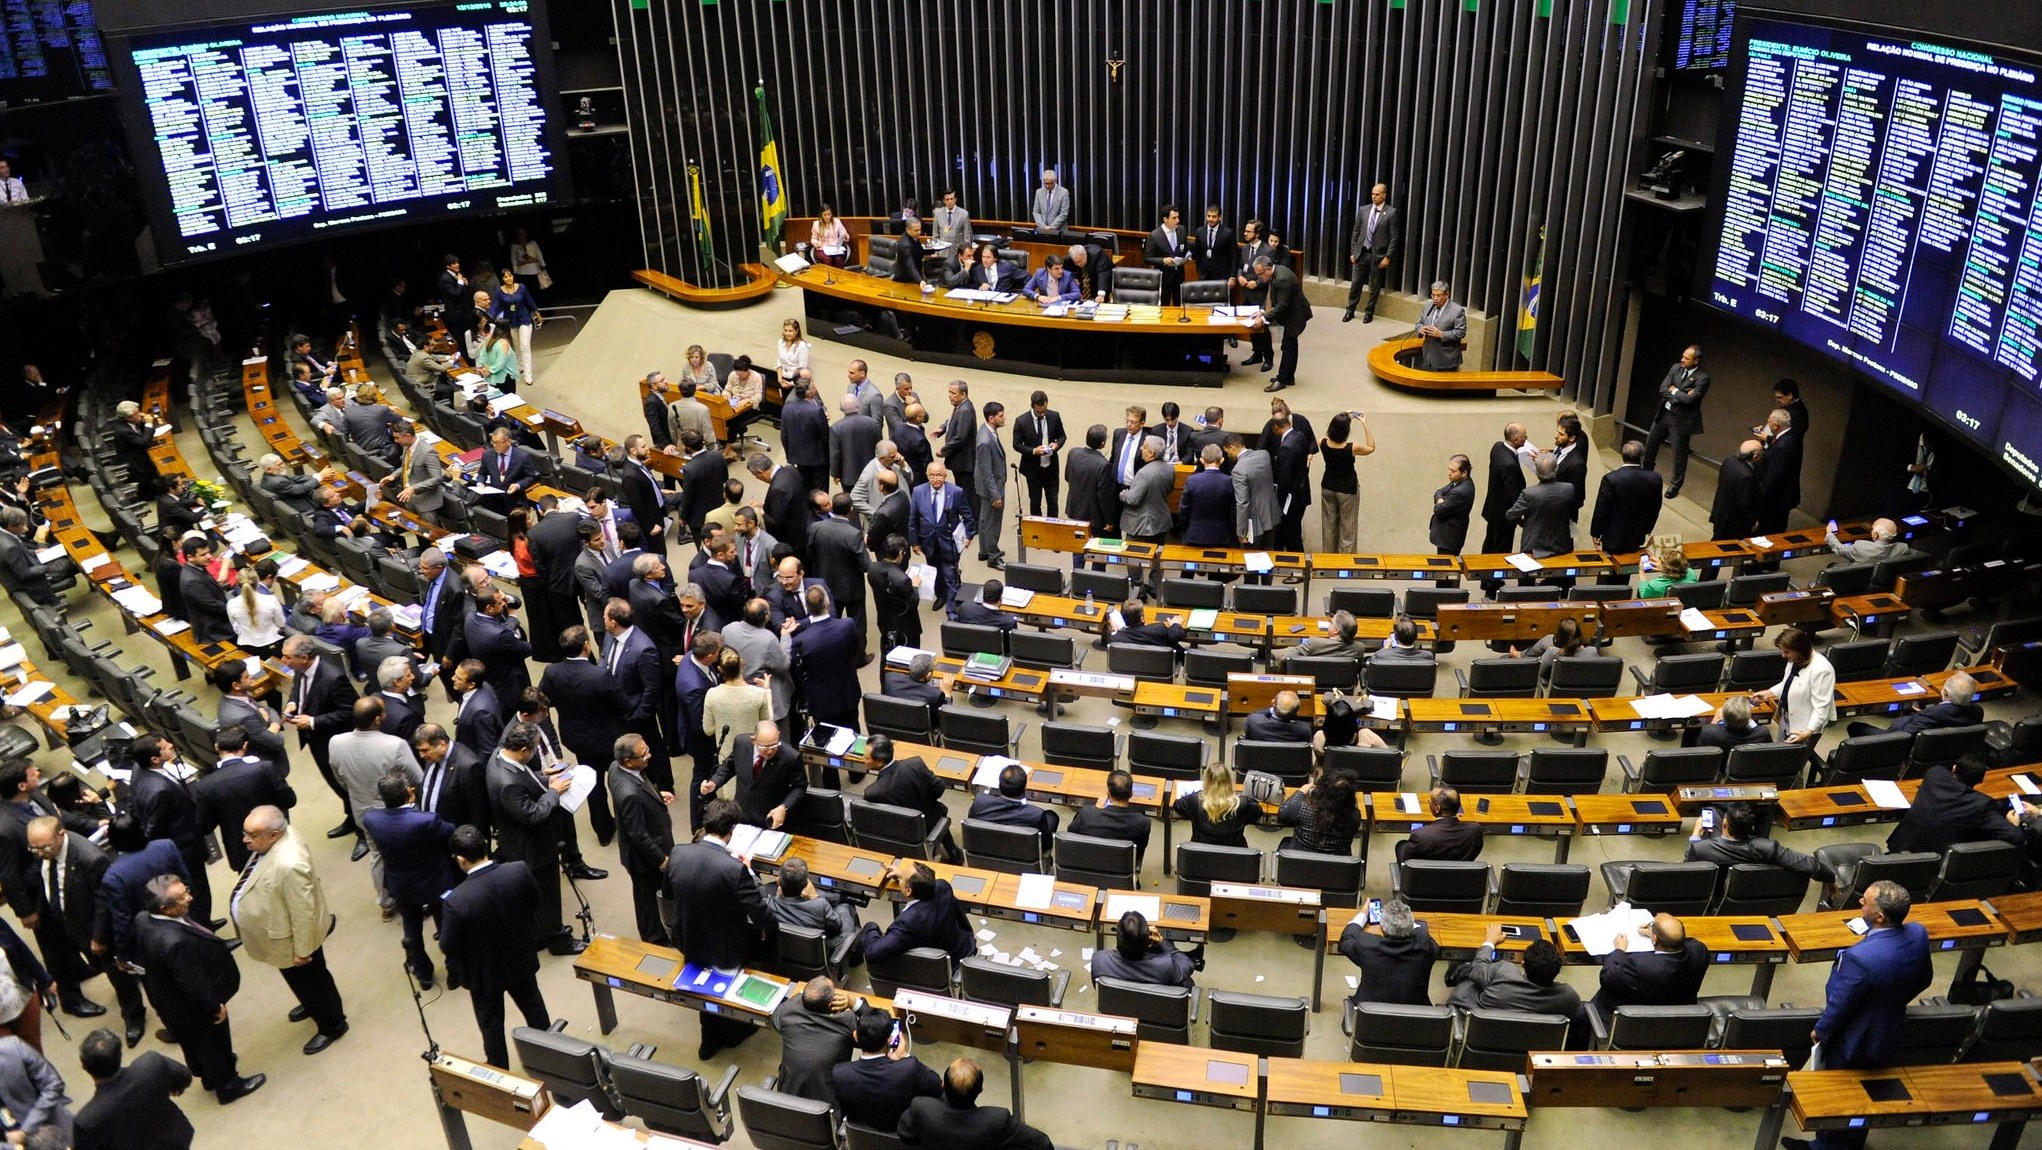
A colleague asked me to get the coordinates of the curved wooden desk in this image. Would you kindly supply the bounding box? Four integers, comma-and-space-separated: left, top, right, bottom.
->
1369, 335, 1565, 393
632, 263, 777, 308
780, 264, 1254, 386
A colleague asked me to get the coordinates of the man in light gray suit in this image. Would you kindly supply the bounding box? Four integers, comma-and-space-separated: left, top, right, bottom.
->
882, 373, 920, 438
1121, 435, 1173, 597
1415, 281, 1468, 372
973, 403, 1009, 568
930, 190, 973, 249
829, 394, 883, 494
573, 521, 612, 633
386, 419, 445, 514
1227, 435, 1281, 548
721, 598, 793, 724
848, 361, 886, 426
327, 696, 424, 911
1344, 182, 1401, 323
1030, 169, 1071, 234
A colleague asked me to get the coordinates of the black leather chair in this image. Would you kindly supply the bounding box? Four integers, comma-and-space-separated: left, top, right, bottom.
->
1054, 831, 1138, 891
1234, 739, 1313, 784
1906, 724, 1990, 774
1598, 861, 1717, 915
1929, 840, 2023, 902
1670, 579, 1728, 610
1070, 569, 1132, 604
1812, 847, 1940, 909
769, 921, 854, 984
1714, 1005, 1820, 1069
1179, 279, 1230, 306
1273, 849, 1364, 907
1724, 649, 1787, 692
1348, 1002, 1456, 1066
960, 956, 1069, 1009
1546, 656, 1624, 698
1097, 977, 1197, 1044
1287, 654, 1362, 690
1365, 658, 1438, 699
1713, 863, 1812, 916
1456, 658, 1541, 699
1885, 631, 1959, 677
1128, 729, 1207, 779
961, 818, 1047, 875
1813, 563, 1875, 596
1818, 731, 1914, 785
1233, 584, 1298, 614
735, 1086, 833, 1150
1392, 860, 1490, 914
1427, 749, 1518, 794
1724, 742, 1810, 789
1826, 638, 1891, 682
1207, 990, 1309, 1058
1522, 748, 1607, 795
864, 692, 935, 744
847, 798, 949, 860
1039, 722, 1119, 770
1002, 562, 1065, 596
1112, 268, 1163, 304
1106, 642, 1176, 681
1324, 745, 1404, 791
785, 787, 849, 845
1895, 1002, 1980, 1066
1725, 571, 1791, 608
1161, 577, 1225, 608
940, 621, 1007, 660
1008, 630, 1081, 676
612, 1054, 738, 1141
1491, 863, 1591, 918
1185, 646, 1255, 689
1962, 997, 2042, 1063
866, 946, 957, 999
1327, 586, 1397, 618
513, 1025, 621, 1117
938, 705, 1022, 756
1618, 746, 1724, 792
1600, 1004, 1712, 1051
1629, 652, 1726, 695
1175, 842, 1262, 898
1953, 614, 2042, 666
1458, 1009, 1569, 1071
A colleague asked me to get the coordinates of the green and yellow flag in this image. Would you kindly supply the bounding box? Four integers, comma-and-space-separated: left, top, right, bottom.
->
688, 161, 713, 262
755, 86, 786, 246
1517, 223, 1544, 361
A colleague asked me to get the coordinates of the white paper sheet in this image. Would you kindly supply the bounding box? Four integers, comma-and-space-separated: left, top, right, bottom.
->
1678, 607, 1713, 631
1505, 552, 1542, 573
1102, 893, 1160, 924
1863, 779, 1911, 810
2015, 774, 2041, 796
556, 764, 599, 812
1565, 903, 1653, 956
1015, 874, 1056, 911
1242, 551, 1275, 573
3, 681, 53, 706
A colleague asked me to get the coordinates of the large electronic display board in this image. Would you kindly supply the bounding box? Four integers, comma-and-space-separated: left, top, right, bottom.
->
113, 0, 567, 265
0, 0, 112, 105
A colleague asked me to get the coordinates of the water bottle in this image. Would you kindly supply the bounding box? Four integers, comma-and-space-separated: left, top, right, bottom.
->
1084, 588, 1094, 615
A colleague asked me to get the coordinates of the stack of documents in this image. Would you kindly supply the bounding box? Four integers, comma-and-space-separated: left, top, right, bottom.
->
1628, 694, 1715, 720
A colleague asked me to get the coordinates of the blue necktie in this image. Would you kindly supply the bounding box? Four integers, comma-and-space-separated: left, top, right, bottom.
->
422, 576, 440, 634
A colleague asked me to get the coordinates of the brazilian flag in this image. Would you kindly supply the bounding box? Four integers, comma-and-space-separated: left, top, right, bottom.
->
756, 86, 786, 246
1518, 224, 1544, 361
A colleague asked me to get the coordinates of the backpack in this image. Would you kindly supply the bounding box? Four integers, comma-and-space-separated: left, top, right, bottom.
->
1947, 961, 2016, 1006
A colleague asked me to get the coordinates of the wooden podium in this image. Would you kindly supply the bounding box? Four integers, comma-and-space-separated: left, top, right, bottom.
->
427, 1051, 549, 1150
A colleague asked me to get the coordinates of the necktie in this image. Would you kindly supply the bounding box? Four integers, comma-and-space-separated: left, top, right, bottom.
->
43, 858, 59, 916
423, 577, 440, 634
743, 539, 754, 573
422, 763, 445, 812
752, 753, 767, 781
1207, 226, 1215, 248
606, 637, 623, 675
1366, 207, 1378, 244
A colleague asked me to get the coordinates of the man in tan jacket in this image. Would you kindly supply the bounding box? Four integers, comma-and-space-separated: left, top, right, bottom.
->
227, 807, 350, 1055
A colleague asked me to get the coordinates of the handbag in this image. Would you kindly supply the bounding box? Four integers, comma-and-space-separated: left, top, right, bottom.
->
1240, 770, 1286, 807
536, 269, 553, 291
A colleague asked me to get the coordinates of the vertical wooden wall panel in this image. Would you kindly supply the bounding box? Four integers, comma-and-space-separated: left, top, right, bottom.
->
611, 0, 1656, 409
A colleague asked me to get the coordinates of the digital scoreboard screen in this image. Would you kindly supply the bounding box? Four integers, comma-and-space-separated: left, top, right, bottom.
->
114, 1, 566, 265
0, 0, 112, 105
1706, 17, 2042, 486
1673, 0, 1732, 72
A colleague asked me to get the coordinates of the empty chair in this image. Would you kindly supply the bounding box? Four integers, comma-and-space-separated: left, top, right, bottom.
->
1813, 848, 1940, 908
1670, 579, 1729, 610
1618, 746, 1725, 792
960, 956, 1069, 1009
1110, 267, 1161, 304
1327, 586, 1397, 618
1456, 658, 1541, 699
1630, 652, 1726, 695
1716, 1005, 1821, 1069
1894, 1003, 1980, 1066
1724, 649, 1787, 692
1723, 742, 1810, 789
938, 706, 1021, 756
1286, 653, 1362, 690
1001, 562, 1065, 596
1713, 864, 1812, 917
1007, 630, 1080, 673
1603, 1005, 1713, 1051
1401, 586, 1468, 620
785, 787, 849, 845
1826, 637, 1891, 682
770, 921, 852, 984
1546, 656, 1624, 698
847, 798, 949, 860
1492, 863, 1591, 919
1179, 279, 1230, 306
995, 248, 1028, 272
1953, 613, 2042, 665
1127, 729, 1207, 779
1234, 739, 1313, 784
1054, 831, 1138, 891
1818, 731, 1914, 785
940, 621, 1007, 660
1962, 998, 2042, 1063
1324, 745, 1404, 791
1522, 748, 1608, 795
611, 1055, 737, 1141
1272, 849, 1364, 907
1350, 1002, 1457, 1066
1038, 722, 1119, 770
513, 1025, 620, 1117
1885, 631, 1959, 677
1929, 840, 2023, 902
1096, 977, 1198, 1045
1812, 563, 1875, 596
864, 692, 935, 744
1233, 584, 1297, 614
1869, 552, 1934, 593
735, 1086, 832, 1150
865, 946, 955, 999
1458, 1009, 1570, 1071
1184, 646, 1255, 688
1106, 643, 1175, 682
1206, 990, 1309, 1058
1725, 571, 1792, 607
862, 237, 897, 278
1599, 861, 1717, 915
1428, 749, 1518, 794
1175, 842, 1262, 898
1070, 568, 1131, 604
1906, 724, 1989, 774
1160, 577, 1224, 609
961, 818, 1046, 875
1393, 860, 1490, 914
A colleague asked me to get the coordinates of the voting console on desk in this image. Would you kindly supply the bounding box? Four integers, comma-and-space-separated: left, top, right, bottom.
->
1208, 882, 1321, 935
1013, 1005, 1138, 1072
894, 990, 1010, 1052
1526, 1051, 1789, 1109
1777, 901, 2008, 963
1131, 1044, 1260, 1111
1672, 784, 1778, 814
430, 1053, 550, 1129
1788, 1063, 2042, 1131
1570, 794, 1684, 837
1313, 553, 1465, 581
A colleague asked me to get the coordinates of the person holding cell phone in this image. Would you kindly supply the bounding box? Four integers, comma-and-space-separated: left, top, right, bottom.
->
1338, 897, 1438, 1008
833, 1005, 940, 1132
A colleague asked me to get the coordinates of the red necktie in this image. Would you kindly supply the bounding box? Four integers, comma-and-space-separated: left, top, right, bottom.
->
752, 754, 766, 781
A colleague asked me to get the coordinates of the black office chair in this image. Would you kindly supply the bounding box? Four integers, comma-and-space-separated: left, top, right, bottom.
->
938, 705, 1022, 756
1885, 631, 1959, 677
1161, 577, 1224, 609
513, 1025, 621, 1117
1233, 584, 1298, 614
1713, 864, 1812, 917
864, 237, 899, 278
1906, 724, 1989, 775
1598, 861, 1716, 915
961, 956, 1069, 1009
1929, 840, 2023, 902
1287, 654, 1362, 690
1070, 569, 1132, 604
1669, 579, 1729, 610
784, 787, 849, 845
1364, 658, 1437, 699
1112, 268, 1163, 304
1723, 742, 1810, 789
1813, 563, 1875, 596
1096, 977, 1198, 1045
1724, 649, 1787, 692
1491, 863, 1591, 918
1813, 846, 1940, 909
1184, 646, 1255, 689
1456, 658, 1541, 699
1175, 842, 1261, 898
1002, 562, 1065, 596
1008, 630, 1081, 673
1273, 849, 1364, 907
1234, 739, 1313, 784
864, 692, 935, 744
1818, 731, 1914, 785
1349, 1003, 1456, 1066
1601, 1005, 1713, 1051
1629, 652, 1726, 695
769, 921, 855, 985
1179, 279, 1230, 306
612, 1054, 739, 1142
1047, 821, 1137, 886
1545, 656, 1624, 698
1953, 614, 2042, 665
1324, 745, 1404, 791
1522, 748, 1608, 795
1039, 722, 1120, 770
1401, 586, 1468, 620
995, 247, 1029, 273
1457, 1009, 1570, 1071
1106, 643, 1176, 682
1715, 1005, 1820, 1069
1895, 1003, 1981, 1066
1725, 571, 1791, 608
1869, 553, 1934, 594
961, 818, 1047, 875
1392, 860, 1491, 914
847, 798, 949, 860
940, 621, 1007, 660
1327, 586, 1397, 618
1826, 638, 1892, 683
1961, 998, 2042, 1063
1428, 749, 1518, 794
1207, 990, 1309, 1058
1127, 729, 1208, 779
735, 1086, 833, 1150
1618, 746, 1724, 792
865, 946, 957, 999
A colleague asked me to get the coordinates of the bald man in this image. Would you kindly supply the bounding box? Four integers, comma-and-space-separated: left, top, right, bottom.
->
1825, 517, 1918, 567
1587, 911, 1709, 1025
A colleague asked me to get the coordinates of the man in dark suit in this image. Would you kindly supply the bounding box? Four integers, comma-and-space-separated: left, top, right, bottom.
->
1190, 205, 1237, 286
1107, 601, 1186, 655
895, 407, 934, 483
1643, 345, 1710, 497
1430, 454, 1476, 562
451, 661, 505, 759
108, 402, 160, 498
25, 814, 140, 1031
441, 826, 553, 1069
791, 587, 862, 732
859, 861, 974, 965
674, 432, 726, 546
966, 764, 1059, 855
602, 600, 669, 789
1754, 407, 1803, 535
882, 656, 948, 727
1445, 933, 1582, 1025
1089, 910, 1196, 988
360, 771, 457, 988
770, 976, 865, 1106
415, 550, 466, 694
282, 633, 361, 837
72, 1029, 196, 1150
1142, 205, 1192, 304
0, 508, 62, 607
487, 722, 582, 956
415, 724, 490, 841
833, 1008, 942, 1132
1683, 802, 1832, 883
174, 538, 233, 644
129, 734, 214, 929
1067, 771, 1151, 866
1064, 424, 1117, 561
829, 396, 883, 494
862, 739, 959, 863
809, 493, 872, 661
1708, 440, 1763, 564
1010, 391, 1065, 518
191, 727, 296, 873
464, 587, 533, 702
1587, 912, 1710, 1024
665, 799, 778, 1057
1506, 454, 1575, 559
937, 381, 978, 494
1553, 416, 1588, 523
608, 733, 674, 944
866, 471, 911, 556
524, 498, 587, 663
641, 373, 675, 453
1244, 692, 1313, 742
132, 875, 264, 1103
1887, 755, 2024, 855
1396, 787, 1484, 863
619, 435, 679, 556
1255, 255, 1313, 392
477, 426, 540, 512
909, 465, 975, 613
899, 1058, 1052, 1150
1479, 424, 1529, 555
780, 384, 831, 495
869, 538, 922, 653
1588, 441, 1664, 555
1789, 881, 1933, 1150
750, 454, 813, 562
536, 627, 625, 843
1344, 183, 1401, 322
1270, 410, 1313, 548
949, 578, 1017, 630
1851, 671, 1984, 740
672, 634, 721, 828
705, 720, 805, 830
1337, 899, 1439, 1007
1180, 446, 1234, 546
